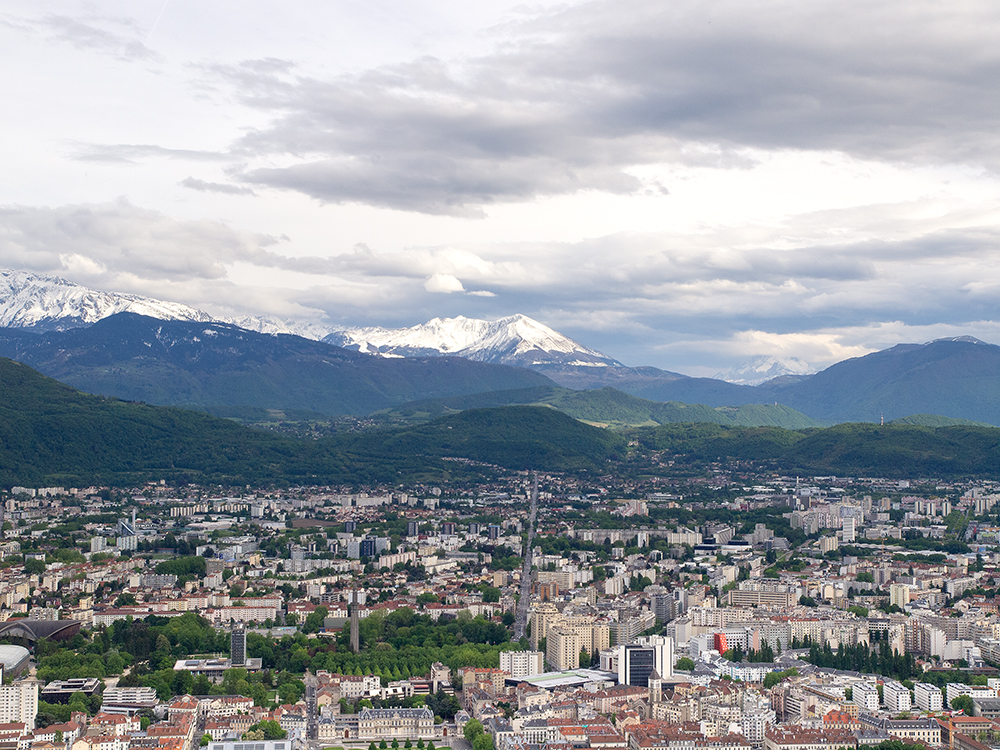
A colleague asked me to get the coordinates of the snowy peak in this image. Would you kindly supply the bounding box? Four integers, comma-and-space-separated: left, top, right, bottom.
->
0, 269, 332, 339
715, 355, 815, 386
0, 269, 214, 330
927, 335, 989, 346
325, 314, 622, 368
223, 314, 332, 341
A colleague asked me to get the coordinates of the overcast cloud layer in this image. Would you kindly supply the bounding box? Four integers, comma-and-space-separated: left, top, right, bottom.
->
2, 0, 1000, 374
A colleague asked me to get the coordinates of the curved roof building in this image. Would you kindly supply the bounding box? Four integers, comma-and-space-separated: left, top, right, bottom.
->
0, 619, 81, 643
0, 644, 30, 675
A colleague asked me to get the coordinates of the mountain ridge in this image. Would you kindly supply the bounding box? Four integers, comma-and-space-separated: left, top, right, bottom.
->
0, 313, 554, 416
375, 385, 823, 430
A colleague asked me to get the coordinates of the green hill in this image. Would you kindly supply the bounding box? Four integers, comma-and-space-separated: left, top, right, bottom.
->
0, 360, 622, 485
632, 421, 1000, 477
888, 413, 992, 427
337, 406, 625, 473
7, 353, 1000, 485
377, 385, 821, 429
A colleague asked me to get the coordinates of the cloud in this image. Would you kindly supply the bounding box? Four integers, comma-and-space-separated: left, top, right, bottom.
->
73, 144, 227, 164
424, 273, 465, 293
180, 177, 256, 196
181, 0, 1000, 214
41, 14, 159, 62
0, 200, 276, 283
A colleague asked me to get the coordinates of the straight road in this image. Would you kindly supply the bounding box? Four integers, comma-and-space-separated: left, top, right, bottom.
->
513, 474, 538, 641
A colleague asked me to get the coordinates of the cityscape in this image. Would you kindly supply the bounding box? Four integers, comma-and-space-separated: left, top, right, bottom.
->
0, 464, 997, 750
3, 5, 1000, 750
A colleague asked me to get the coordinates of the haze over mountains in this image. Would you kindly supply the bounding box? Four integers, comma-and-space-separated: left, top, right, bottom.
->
714, 356, 815, 387
0, 269, 999, 427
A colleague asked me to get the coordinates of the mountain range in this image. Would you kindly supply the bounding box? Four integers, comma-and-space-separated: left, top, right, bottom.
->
3, 354, 1000, 486
0, 314, 550, 416
1, 269, 1000, 426
0, 269, 812, 387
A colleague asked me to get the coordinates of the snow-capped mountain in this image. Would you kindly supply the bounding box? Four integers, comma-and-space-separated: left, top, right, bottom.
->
715, 355, 815, 386
224, 314, 332, 341
0, 269, 215, 330
0, 269, 329, 338
325, 314, 623, 368
928, 335, 989, 345
0, 270, 621, 371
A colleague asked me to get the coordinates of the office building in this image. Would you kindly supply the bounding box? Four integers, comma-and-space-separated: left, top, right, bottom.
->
231, 624, 246, 668
842, 518, 856, 543
617, 636, 674, 687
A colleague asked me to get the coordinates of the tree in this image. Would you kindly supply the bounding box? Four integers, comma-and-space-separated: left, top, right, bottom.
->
464, 719, 484, 743
24, 558, 46, 576
200, 735, 212, 747
245, 721, 286, 740
115, 593, 137, 607
763, 668, 798, 690
951, 695, 974, 713
303, 606, 329, 634
579, 649, 590, 668
68, 691, 89, 716
675, 657, 695, 671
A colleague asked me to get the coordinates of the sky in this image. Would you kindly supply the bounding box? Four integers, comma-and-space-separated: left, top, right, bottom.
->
2, 1, 1000, 376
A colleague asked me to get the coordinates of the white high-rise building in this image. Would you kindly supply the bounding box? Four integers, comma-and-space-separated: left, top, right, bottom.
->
499, 651, 544, 680
741, 708, 776, 747
0, 666, 38, 728
890, 584, 910, 609
853, 681, 879, 712
914, 683, 943, 712
842, 518, 856, 543
883, 680, 912, 713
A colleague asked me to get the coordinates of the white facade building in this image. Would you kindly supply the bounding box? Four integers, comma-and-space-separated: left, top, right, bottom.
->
842, 518, 856, 543
499, 651, 544, 680
883, 680, 912, 713
853, 681, 879, 712
914, 683, 943, 712
0, 670, 38, 728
